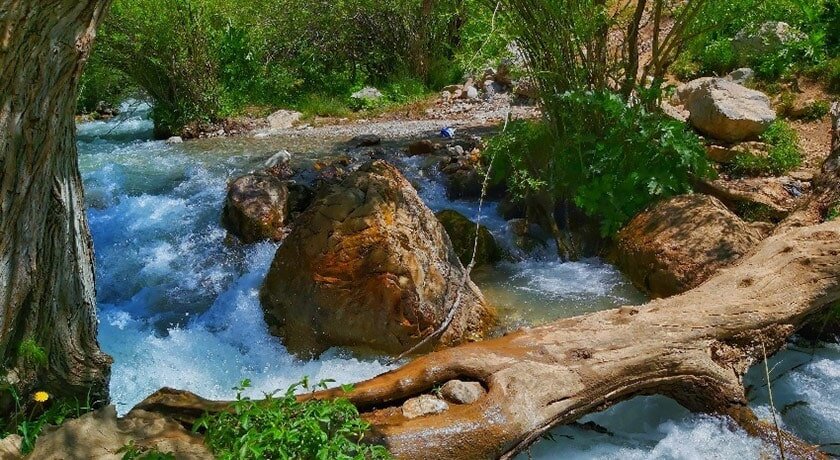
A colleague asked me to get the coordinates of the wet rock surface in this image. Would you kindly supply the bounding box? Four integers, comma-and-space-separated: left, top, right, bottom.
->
260, 160, 495, 356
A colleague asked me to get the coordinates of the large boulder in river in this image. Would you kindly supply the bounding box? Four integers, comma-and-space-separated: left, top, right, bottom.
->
613, 194, 765, 298
680, 77, 776, 142
435, 210, 502, 267
260, 160, 495, 356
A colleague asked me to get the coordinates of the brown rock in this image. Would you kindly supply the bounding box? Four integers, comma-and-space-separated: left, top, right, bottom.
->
681, 78, 776, 142
260, 160, 495, 356
221, 173, 291, 243
26, 406, 212, 460
613, 194, 764, 298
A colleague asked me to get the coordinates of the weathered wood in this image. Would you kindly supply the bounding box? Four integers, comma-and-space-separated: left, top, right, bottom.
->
138, 218, 839, 459
0, 0, 112, 408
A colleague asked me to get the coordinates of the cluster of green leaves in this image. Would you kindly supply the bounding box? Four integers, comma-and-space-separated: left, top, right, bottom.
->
195, 379, 391, 460
0, 385, 94, 454
729, 121, 803, 176
678, 0, 839, 82
82, 0, 506, 135
487, 91, 713, 236
827, 203, 840, 221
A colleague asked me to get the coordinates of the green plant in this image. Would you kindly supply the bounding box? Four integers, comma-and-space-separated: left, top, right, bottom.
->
827, 203, 840, 221
17, 339, 47, 368
486, 91, 713, 237
827, 57, 840, 93
698, 38, 737, 75
0, 385, 94, 454
730, 121, 802, 176
195, 379, 391, 460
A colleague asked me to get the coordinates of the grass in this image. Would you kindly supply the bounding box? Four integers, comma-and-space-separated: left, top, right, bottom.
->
729, 121, 802, 176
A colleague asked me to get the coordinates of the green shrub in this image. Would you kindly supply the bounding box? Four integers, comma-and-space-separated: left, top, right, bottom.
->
119, 442, 175, 460
827, 57, 840, 93
486, 91, 713, 236
827, 203, 840, 221
698, 39, 737, 75
730, 121, 802, 176
195, 379, 391, 460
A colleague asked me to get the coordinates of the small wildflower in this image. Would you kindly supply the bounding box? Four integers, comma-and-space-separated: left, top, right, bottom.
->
33, 391, 49, 403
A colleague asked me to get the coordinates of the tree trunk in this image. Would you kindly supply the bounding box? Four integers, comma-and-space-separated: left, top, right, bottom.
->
0, 0, 112, 409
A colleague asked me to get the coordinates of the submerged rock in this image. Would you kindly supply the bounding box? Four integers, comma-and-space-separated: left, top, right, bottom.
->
402, 395, 449, 419
260, 160, 495, 356
681, 78, 776, 142
613, 194, 764, 298
435, 210, 502, 267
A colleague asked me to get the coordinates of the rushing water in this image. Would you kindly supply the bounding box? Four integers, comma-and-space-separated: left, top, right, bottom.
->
77, 104, 838, 458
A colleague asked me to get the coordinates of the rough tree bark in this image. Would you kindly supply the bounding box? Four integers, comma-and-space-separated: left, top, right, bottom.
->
0, 0, 112, 408
139, 217, 839, 459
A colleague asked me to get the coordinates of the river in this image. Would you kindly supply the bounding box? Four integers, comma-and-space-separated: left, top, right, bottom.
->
77, 103, 839, 459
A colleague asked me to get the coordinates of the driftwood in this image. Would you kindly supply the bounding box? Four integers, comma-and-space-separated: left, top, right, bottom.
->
136, 103, 840, 459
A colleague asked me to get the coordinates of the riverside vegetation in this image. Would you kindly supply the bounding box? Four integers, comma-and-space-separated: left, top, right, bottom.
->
2, 0, 840, 458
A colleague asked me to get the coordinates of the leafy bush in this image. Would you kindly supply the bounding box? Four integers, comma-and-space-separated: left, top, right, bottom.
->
195, 379, 390, 460
730, 121, 802, 176
827, 57, 840, 93
487, 91, 713, 236
698, 39, 738, 76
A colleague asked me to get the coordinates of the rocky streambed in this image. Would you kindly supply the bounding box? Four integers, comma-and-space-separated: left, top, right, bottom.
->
64, 102, 840, 458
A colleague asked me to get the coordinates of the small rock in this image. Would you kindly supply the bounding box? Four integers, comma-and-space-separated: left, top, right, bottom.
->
351, 134, 382, 147
350, 86, 384, 104
447, 145, 465, 156
267, 109, 303, 130
440, 380, 485, 404
466, 86, 479, 99
402, 395, 449, 419
407, 139, 436, 156
727, 68, 755, 85
165, 136, 183, 144
789, 170, 815, 182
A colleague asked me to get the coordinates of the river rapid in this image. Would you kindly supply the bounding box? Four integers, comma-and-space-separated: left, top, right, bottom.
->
77, 104, 839, 459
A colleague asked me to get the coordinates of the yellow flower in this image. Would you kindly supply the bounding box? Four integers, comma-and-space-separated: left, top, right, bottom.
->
33, 391, 49, 403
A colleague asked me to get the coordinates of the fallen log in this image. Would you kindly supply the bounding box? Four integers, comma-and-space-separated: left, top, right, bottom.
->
137, 218, 840, 459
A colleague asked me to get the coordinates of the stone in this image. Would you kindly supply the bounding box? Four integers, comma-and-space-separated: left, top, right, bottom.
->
26, 406, 212, 460
513, 78, 539, 100
440, 380, 485, 404
705, 141, 771, 164
682, 78, 776, 142
727, 68, 755, 85
466, 85, 479, 99
436, 210, 503, 267
221, 173, 291, 243
266, 109, 303, 130
165, 136, 183, 145
0, 435, 21, 460
789, 170, 815, 182
407, 139, 436, 156
733, 22, 803, 62
350, 86, 384, 104
613, 194, 764, 298
402, 395, 449, 419
260, 160, 495, 356
351, 134, 382, 147
508, 219, 548, 254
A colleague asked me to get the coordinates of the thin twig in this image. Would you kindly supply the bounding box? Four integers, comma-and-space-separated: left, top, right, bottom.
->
390, 111, 511, 364
763, 342, 786, 460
